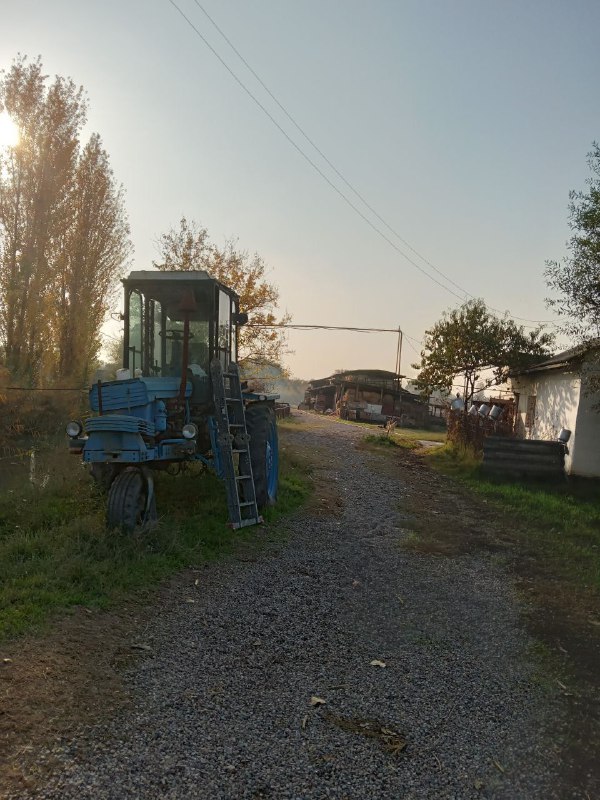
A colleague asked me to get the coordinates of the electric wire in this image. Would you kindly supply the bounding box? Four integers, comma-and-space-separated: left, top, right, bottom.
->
247, 322, 424, 345
250, 323, 403, 334
192, 0, 467, 300
182, 0, 557, 327
167, 0, 471, 303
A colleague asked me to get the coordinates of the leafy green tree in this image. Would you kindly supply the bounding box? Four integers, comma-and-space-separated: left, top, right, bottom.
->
545, 143, 600, 343
412, 299, 554, 405
0, 56, 131, 385
154, 216, 290, 371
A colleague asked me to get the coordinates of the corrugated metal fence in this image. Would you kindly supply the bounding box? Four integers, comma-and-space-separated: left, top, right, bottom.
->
482, 436, 566, 480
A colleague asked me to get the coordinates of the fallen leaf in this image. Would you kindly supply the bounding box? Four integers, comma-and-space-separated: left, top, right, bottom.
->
301, 715, 309, 729
185, 598, 196, 604
194, 579, 200, 587
3, 658, 13, 664
310, 696, 326, 706
370, 659, 387, 668
588, 618, 600, 627
556, 679, 568, 690
492, 759, 505, 773
130, 643, 153, 652
474, 779, 485, 790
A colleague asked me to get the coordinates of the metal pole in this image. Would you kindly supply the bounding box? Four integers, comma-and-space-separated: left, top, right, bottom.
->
395, 327, 403, 377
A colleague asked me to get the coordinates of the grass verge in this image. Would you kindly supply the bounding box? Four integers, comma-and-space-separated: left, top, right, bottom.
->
0, 428, 311, 642
425, 443, 600, 593
362, 433, 420, 451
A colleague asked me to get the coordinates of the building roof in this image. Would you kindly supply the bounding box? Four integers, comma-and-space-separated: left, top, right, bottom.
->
308, 369, 403, 387
306, 369, 422, 403
510, 341, 600, 376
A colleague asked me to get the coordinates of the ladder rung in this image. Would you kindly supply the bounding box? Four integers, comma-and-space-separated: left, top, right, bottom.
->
232, 516, 263, 529
236, 474, 252, 481
232, 448, 248, 454
239, 501, 257, 507
225, 397, 242, 402
229, 423, 243, 428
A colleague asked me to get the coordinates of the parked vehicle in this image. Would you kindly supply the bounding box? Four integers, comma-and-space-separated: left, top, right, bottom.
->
66, 270, 278, 532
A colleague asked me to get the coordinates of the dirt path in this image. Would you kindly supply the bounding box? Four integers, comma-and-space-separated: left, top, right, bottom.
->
2, 412, 596, 798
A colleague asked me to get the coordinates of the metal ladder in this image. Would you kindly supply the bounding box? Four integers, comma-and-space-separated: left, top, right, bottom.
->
210, 359, 263, 529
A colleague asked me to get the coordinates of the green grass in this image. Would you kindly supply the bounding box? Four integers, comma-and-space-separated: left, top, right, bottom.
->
0, 437, 311, 641
424, 441, 482, 475
307, 412, 446, 440
392, 427, 446, 443
425, 443, 600, 591
466, 478, 600, 588
363, 433, 420, 451
360, 424, 446, 454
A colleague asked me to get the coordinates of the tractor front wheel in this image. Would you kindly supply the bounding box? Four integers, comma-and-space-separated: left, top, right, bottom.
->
107, 467, 157, 534
245, 403, 279, 509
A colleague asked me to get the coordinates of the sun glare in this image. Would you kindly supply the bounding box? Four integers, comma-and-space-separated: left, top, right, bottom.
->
0, 111, 19, 147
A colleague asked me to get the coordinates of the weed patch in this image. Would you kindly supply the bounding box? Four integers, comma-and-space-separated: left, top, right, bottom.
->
0, 428, 311, 642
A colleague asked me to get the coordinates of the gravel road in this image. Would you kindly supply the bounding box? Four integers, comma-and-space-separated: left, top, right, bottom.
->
20, 413, 561, 799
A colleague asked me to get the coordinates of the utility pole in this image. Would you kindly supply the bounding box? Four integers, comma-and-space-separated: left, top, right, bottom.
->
395, 327, 403, 380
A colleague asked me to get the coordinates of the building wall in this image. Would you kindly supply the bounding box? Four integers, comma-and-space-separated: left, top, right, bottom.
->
572, 379, 600, 477
511, 370, 580, 474
510, 349, 600, 478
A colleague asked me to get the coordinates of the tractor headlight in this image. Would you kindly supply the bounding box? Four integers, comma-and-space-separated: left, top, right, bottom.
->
66, 420, 83, 438
182, 423, 198, 440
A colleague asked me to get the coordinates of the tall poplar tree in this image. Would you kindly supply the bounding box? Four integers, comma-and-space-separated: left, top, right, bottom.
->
0, 56, 131, 385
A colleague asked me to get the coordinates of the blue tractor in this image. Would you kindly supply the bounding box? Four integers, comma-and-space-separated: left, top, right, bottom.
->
66, 270, 279, 532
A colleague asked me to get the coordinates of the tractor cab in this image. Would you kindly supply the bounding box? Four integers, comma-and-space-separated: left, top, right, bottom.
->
122, 270, 247, 405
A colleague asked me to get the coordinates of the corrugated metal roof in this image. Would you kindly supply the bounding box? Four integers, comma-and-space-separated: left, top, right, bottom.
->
511, 340, 599, 375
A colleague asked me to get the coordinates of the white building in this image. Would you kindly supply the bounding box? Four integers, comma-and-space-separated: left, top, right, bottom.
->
509, 344, 600, 478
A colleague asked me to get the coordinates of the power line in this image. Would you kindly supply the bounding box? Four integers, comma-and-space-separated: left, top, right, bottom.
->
403, 337, 422, 357
247, 322, 423, 344
179, 1, 557, 327
249, 323, 402, 333
167, 0, 469, 303
192, 0, 467, 300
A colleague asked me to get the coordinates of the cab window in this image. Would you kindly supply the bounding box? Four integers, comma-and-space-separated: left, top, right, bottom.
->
128, 291, 143, 374
216, 291, 232, 368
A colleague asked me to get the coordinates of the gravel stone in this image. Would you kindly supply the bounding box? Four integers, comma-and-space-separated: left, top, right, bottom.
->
20, 414, 562, 799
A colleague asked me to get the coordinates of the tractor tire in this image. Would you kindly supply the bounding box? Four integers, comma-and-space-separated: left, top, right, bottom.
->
245, 402, 279, 509
106, 467, 156, 534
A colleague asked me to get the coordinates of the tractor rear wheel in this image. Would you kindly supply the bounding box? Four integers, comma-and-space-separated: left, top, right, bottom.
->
245, 403, 278, 509
107, 467, 157, 534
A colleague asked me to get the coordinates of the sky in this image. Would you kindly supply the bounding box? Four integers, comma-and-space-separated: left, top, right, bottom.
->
2, 0, 599, 380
